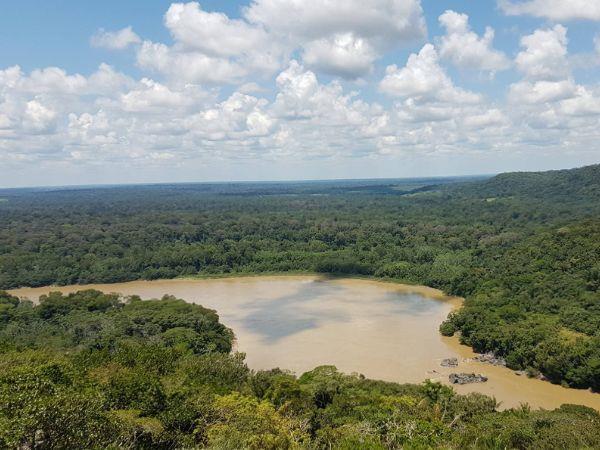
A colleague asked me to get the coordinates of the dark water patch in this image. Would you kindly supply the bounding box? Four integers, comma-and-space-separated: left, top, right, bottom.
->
238, 280, 351, 341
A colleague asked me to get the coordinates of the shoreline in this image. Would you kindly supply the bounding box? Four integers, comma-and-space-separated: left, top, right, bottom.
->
8, 270, 465, 306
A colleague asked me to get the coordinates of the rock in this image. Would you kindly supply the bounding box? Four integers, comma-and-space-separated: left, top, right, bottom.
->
449, 373, 488, 385
441, 357, 459, 367
473, 352, 506, 366
514, 370, 526, 376
536, 373, 549, 381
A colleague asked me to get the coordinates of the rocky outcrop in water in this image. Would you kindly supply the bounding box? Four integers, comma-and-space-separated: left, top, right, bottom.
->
449, 373, 488, 384
473, 352, 506, 366
440, 357, 459, 367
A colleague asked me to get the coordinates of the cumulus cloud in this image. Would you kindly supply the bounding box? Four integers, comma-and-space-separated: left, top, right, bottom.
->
185, 92, 275, 140
120, 79, 202, 112
135, 2, 286, 84
560, 86, 600, 116
91, 26, 141, 50
269, 60, 390, 156
92, 1, 427, 83
245, 0, 426, 41
509, 79, 577, 104
23, 100, 57, 134
165, 2, 270, 57
378, 44, 498, 129
438, 10, 510, 73
18, 67, 87, 94
1, 64, 133, 97
245, 0, 426, 78
505, 24, 600, 136
301, 33, 377, 78
136, 40, 247, 85
499, 0, 600, 21
379, 44, 481, 103
510, 24, 574, 113
462, 108, 508, 128
515, 25, 569, 80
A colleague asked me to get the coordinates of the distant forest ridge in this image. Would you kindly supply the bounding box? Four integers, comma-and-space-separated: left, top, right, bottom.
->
2, 163, 598, 197
0, 173, 486, 196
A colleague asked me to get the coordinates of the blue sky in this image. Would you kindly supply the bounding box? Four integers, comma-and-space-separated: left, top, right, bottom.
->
0, 0, 599, 187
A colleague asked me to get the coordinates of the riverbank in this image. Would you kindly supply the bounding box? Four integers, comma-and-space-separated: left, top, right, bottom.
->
181, 271, 465, 304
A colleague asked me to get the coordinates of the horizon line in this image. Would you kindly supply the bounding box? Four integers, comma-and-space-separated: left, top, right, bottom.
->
0, 173, 493, 192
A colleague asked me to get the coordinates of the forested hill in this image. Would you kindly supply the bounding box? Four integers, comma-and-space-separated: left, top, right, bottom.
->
448, 163, 600, 200
0, 164, 599, 390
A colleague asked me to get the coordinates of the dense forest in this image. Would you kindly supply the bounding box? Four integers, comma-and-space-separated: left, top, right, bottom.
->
1, 290, 599, 449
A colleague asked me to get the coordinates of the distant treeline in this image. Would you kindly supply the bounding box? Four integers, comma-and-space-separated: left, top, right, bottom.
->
0, 165, 599, 390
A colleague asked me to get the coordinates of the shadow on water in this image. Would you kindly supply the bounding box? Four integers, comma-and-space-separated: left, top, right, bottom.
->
238, 280, 351, 342
377, 292, 442, 316
236, 279, 444, 342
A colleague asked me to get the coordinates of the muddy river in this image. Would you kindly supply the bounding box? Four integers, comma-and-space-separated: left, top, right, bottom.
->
9, 275, 600, 411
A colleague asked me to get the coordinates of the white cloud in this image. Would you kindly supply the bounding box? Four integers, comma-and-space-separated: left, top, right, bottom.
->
515, 25, 569, 80
462, 108, 508, 128
0, 66, 22, 90
302, 33, 377, 78
128, 0, 428, 82
135, 2, 287, 84
0, 64, 133, 96
273, 61, 322, 119
91, 26, 141, 50
19, 67, 87, 94
101, 1, 425, 82
136, 41, 247, 85
268, 61, 390, 157
505, 23, 600, 135
272, 60, 380, 127
23, 100, 57, 134
245, 0, 426, 78
86, 64, 136, 95
560, 86, 600, 116
509, 79, 578, 104
120, 79, 201, 112
379, 44, 481, 103
165, 2, 270, 57
438, 10, 510, 72
245, 0, 426, 42
499, 0, 600, 21
186, 92, 275, 140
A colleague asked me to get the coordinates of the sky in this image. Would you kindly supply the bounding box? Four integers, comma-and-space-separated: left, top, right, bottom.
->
1, 0, 599, 187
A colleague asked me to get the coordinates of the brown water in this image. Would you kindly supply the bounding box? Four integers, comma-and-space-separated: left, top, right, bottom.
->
9, 275, 600, 411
